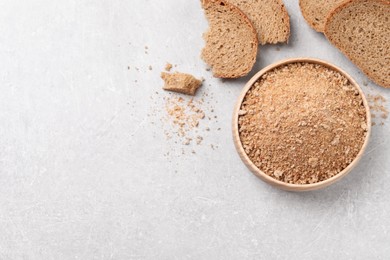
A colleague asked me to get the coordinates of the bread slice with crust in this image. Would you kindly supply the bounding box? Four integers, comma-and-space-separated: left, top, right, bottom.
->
228, 0, 290, 45
324, 0, 390, 88
299, 0, 345, 32
201, 0, 258, 78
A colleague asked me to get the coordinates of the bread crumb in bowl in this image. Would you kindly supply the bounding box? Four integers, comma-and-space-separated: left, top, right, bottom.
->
234, 60, 370, 189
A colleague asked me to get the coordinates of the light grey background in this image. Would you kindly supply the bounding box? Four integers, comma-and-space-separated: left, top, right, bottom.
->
0, 0, 389, 259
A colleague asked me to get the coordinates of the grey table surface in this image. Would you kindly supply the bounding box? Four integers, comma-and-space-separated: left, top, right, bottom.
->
0, 0, 389, 259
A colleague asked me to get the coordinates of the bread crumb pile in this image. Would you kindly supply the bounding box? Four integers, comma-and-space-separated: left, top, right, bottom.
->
238, 62, 368, 184
367, 94, 388, 126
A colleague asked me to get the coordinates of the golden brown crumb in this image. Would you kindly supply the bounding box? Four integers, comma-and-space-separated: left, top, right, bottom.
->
196, 136, 203, 145
183, 138, 192, 145
367, 94, 388, 125
165, 63, 173, 72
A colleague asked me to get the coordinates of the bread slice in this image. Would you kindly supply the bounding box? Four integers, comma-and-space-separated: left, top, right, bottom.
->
228, 0, 290, 44
299, 0, 345, 32
201, 0, 258, 78
324, 0, 390, 88
161, 72, 202, 95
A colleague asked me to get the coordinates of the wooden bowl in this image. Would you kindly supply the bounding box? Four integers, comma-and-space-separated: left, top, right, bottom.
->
232, 58, 371, 192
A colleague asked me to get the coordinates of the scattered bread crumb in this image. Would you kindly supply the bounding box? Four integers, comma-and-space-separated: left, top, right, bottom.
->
165, 63, 173, 72
196, 136, 203, 145
164, 96, 206, 138
183, 138, 192, 145
367, 94, 388, 125
149, 88, 219, 153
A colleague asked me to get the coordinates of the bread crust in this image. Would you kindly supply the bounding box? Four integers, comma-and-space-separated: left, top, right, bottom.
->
299, 0, 345, 32
228, 0, 290, 45
324, 0, 390, 88
201, 0, 258, 78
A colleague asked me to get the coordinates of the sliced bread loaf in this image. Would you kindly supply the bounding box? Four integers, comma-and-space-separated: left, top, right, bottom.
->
228, 0, 290, 45
201, 0, 258, 78
299, 0, 345, 32
324, 0, 390, 88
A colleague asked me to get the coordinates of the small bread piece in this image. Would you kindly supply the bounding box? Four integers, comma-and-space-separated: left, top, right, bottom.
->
201, 0, 258, 78
165, 63, 173, 72
161, 72, 202, 95
299, 0, 345, 32
324, 0, 390, 88
228, 0, 290, 44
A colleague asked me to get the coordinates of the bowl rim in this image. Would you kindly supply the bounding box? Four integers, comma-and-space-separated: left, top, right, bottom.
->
232, 58, 372, 192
